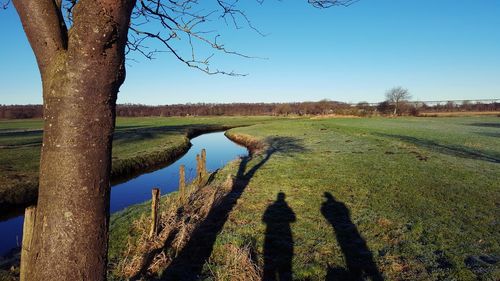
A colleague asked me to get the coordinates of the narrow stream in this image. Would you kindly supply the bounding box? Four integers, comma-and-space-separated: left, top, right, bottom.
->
0, 132, 247, 257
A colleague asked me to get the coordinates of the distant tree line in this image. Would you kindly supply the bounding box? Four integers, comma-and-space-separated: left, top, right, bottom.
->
0, 105, 44, 119
0, 101, 353, 119
372, 100, 500, 116
116, 100, 356, 117
418, 100, 500, 113
1, 100, 499, 119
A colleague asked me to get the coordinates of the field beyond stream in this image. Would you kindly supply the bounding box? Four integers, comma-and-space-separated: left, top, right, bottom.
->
1, 116, 499, 280
0, 116, 276, 215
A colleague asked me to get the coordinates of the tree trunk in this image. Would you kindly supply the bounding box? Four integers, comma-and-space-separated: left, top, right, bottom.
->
13, 1, 136, 280
25, 70, 119, 280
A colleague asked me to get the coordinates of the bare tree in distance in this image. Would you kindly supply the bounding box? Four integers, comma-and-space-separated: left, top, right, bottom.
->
385, 86, 412, 115
3, 0, 356, 280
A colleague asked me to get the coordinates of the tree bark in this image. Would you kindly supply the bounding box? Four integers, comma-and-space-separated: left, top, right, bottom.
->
13, 0, 136, 280
27, 65, 118, 281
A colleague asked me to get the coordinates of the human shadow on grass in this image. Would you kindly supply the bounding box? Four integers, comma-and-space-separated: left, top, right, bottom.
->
377, 133, 500, 164
321, 192, 383, 281
262, 192, 296, 281
158, 136, 305, 281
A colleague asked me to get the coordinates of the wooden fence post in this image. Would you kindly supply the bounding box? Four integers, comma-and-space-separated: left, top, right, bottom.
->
201, 149, 207, 175
196, 154, 201, 183
20, 205, 36, 281
179, 165, 186, 204
149, 188, 160, 238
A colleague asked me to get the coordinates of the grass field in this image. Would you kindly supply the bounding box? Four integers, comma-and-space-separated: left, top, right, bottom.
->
108, 116, 499, 280
0, 116, 276, 213
1, 116, 499, 280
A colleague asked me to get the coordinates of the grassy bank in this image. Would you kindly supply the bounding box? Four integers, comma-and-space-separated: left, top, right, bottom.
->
0, 116, 276, 213
109, 116, 499, 280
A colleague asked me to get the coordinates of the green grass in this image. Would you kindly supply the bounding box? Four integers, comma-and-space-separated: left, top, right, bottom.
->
0, 116, 276, 212
108, 116, 499, 280
206, 116, 499, 280
3, 116, 500, 280
108, 196, 153, 263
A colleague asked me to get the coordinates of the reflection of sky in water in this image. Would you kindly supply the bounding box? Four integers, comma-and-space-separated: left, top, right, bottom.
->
110, 132, 247, 213
0, 132, 247, 256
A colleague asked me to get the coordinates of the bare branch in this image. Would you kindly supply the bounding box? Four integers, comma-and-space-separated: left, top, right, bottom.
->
1, 0, 10, 9
125, 0, 274, 76
8, 0, 354, 76
308, 0, 358, 8
129, 26, 246, 76
62, 0, 77, 25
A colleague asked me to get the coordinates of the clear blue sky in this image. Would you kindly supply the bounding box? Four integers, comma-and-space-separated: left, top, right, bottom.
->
1, 0, 499, 105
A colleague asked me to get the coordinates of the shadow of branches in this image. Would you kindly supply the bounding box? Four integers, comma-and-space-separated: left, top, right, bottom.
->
377, 133, 500, 164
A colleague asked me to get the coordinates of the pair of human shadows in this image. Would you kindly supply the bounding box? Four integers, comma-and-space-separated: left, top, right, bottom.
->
150, 134, 381, 281
262, 192, 383, 281
157, 136, 305, 281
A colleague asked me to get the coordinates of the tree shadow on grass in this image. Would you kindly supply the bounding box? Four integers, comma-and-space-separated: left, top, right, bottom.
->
159, 136, 305, 281
0, 129, 43, 137
468, 122, 500, 129
321, 192, 383, 281
477, 132, 500, 138
377, 133, 500, 164
0, 129, 43, 147
262, 192, 296, 281
0, 124, 234, 148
